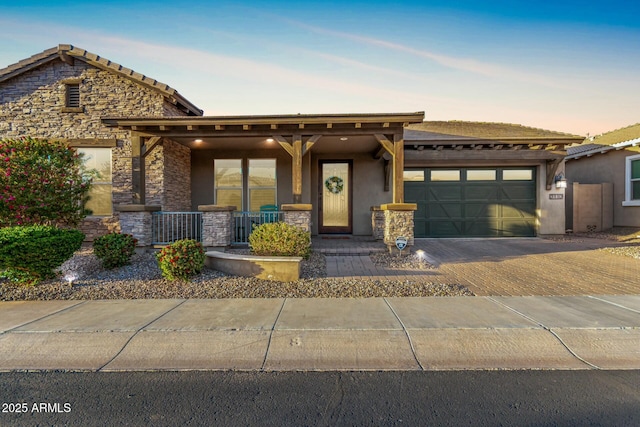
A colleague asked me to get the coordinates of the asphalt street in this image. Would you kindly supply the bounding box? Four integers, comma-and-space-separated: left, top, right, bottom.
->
2, 370, 640, 426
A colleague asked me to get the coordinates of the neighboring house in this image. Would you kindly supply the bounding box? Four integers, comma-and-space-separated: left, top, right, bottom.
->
565, 123, 640, 230
1, 44, 584, 247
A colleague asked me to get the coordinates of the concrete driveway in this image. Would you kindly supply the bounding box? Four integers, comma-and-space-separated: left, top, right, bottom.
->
414, 238, 640, 296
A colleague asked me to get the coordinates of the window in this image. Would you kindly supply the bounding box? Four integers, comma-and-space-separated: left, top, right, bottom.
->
248, 159, 276, 211
467, 170, 497, 181
623, 155, 640, 206
431, 170, 460, 181
214, 159, 243, 209
503, 169, 533, 181
403, 170, 425, 182
78, 148, 112, 216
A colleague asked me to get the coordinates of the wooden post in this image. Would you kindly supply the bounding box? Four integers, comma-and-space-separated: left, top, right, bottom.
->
292, 134, 302, 203
131, 134, 145, 204
393, 133, 404, 203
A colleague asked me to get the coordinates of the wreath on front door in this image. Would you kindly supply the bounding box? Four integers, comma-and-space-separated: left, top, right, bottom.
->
324, 176, 344, 194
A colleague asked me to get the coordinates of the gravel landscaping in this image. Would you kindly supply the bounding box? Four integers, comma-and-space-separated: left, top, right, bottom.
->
0, 248, 471, 301
551, 227, 640, 259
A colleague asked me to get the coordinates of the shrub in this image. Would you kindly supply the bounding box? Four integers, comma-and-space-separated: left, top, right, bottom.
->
0, 137, 96, 227
0, 225, 84, 285
93, 232, 138, 269
156, 239, 205, 281
249, 222, 311, 259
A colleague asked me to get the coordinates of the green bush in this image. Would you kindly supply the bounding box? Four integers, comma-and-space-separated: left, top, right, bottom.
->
249, 222, 311, 259
0, 225, 84, 284
93, 232, 138, 269
156, 239, 205, 281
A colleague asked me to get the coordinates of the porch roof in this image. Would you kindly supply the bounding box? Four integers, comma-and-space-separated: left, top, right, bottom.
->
102, 112, 425, 140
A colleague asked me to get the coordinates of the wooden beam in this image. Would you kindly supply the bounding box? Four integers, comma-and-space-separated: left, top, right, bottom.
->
141, 136, 162, 158
270, 124, 278, 130
546, 158, 563, 190
393, 134, 404, 203
58, 50, 74, 66
215, 125, 224, 131
374, 134, 394, 157
273, 135, 294, 156
243, 124, 251, 131
298, 123, 305, 129
303, 135, 322, 156
131, 134, 145, 204
187, 125, 198, 131
292, 135, 303, 203
327, 123, 333, 129
384, 159, 391, 192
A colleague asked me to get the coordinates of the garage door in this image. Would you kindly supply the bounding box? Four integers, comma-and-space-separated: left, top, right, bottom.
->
405, 168, 537, 237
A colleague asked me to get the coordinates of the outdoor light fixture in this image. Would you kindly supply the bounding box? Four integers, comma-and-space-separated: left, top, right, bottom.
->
340, 137, 348, 141
266, 138, 274, 143
194, 139, 203, 144
554, 172, 567, 189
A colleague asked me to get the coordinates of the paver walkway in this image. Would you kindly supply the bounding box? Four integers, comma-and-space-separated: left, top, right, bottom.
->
314, 236, 640, 296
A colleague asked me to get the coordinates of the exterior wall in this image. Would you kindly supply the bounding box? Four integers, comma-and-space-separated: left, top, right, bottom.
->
537, 162, 567, 235
565, 148, 640, 227
311, 153, 391, 235
0, 57, 190, 238
190, 148, 293, 210
570, 183, 614, 232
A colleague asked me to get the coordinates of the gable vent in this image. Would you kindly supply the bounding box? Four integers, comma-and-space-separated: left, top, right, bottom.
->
65, 83, 80, 108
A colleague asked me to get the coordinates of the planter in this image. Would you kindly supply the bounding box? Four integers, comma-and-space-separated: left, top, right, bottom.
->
205, 251, 302, 282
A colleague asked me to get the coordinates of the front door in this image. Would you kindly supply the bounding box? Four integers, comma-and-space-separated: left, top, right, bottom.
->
319, 160, 352, 233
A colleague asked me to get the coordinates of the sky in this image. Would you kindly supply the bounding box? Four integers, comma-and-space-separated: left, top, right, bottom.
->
1, 0, 639, 136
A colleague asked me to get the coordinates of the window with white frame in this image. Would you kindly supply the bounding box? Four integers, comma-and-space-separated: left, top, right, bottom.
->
78, 147, 112, 215
624, 154, 640, 206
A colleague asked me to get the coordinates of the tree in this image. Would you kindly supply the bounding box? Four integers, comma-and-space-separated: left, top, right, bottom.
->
0, 137, 95, 227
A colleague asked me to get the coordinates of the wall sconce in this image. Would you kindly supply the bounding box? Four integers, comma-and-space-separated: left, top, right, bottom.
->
554, 172, 567, 189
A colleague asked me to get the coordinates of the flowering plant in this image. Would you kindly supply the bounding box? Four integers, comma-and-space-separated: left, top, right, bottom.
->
0, 137, 96, 227
156, 239, 205, 281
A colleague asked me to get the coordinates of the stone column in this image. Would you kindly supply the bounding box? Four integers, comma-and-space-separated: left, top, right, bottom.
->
371, 206, 385, 240
114, 204, 161, 250
281, 204, 312, 232
380, 203, 417, 254
198, 205, 236, 250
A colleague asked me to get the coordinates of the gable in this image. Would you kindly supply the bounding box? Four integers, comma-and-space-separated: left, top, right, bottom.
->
0, 44, 202, 116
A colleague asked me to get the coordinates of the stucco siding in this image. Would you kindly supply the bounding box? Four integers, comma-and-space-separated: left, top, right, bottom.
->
566, 148, 640, 227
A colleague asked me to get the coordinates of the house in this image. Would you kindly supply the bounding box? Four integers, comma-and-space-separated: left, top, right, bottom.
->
565, 123, 640, 231
1, 44, 584, 249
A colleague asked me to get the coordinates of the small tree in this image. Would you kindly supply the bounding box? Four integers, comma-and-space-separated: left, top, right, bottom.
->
0, 137, 95, 227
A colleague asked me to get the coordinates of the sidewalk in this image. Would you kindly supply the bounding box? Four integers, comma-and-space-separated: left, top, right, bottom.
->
1, 295, 639, 371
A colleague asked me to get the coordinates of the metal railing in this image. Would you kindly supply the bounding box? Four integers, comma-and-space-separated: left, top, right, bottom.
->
152, 212, 203, 245
232, 210, 283, 244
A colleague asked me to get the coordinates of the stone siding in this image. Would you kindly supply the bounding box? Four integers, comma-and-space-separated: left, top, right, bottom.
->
0, 57, 191, 239
283, 210, 311, 232
199, 206, 235, 248
118, 211, 154, 247
383, 210, 415, 253
78, 215, 121, 241
371, 207, 385, 240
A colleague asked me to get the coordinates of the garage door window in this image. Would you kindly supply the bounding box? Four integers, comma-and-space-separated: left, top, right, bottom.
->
403, 170, 425, 182
467, 170, 496, 181
431, 170, 460, 181
503, 169, 533, 180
